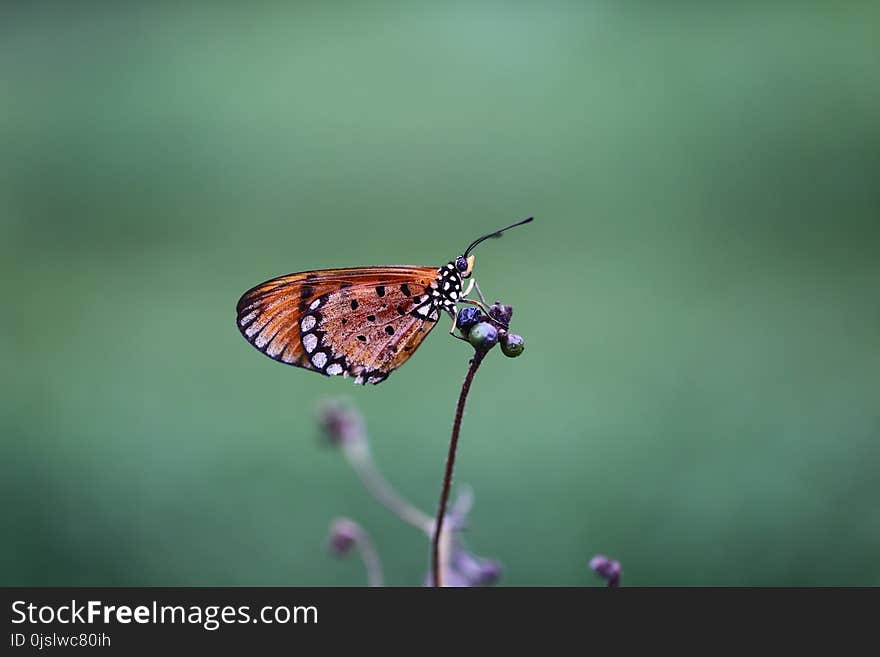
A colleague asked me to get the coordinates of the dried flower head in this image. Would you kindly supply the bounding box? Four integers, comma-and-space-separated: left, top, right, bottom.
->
326, 517, 384, 586
589, 554, 623, 587
316, 398, 365, 446
327, 517, 362, 557
488, 301, 514, 326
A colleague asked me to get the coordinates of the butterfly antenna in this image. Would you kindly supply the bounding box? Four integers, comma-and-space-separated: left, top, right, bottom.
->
463, 216, 534, 257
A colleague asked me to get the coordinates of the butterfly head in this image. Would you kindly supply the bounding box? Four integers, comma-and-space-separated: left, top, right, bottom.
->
454, 255, 475, 278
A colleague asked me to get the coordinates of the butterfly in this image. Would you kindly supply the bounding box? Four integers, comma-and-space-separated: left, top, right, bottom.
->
236, 217, 533, 385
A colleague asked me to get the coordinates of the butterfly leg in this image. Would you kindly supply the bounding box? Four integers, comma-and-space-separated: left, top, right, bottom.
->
473, 280, 488, 305
458, 297, 493, 316
446, 307, 472, 342
460, 279, 491, 314
448, 307, 463, 337
461, 278, 475, 298
448, 279, 495, 340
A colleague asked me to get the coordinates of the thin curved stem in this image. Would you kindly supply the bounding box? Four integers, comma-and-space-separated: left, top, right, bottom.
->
356, 530, 384, 587
343, 440, 433, 533
432, 349, 486, 587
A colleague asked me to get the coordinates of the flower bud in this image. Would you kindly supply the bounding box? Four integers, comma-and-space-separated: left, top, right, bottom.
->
456, 307, 482, 333
453, 550, 503, 586
488, 301, 513, 326
327, 518, 361, 557
589, 554, 622, 587
317, 399, 365, 446
500, 332, 525, 358
468, 322, 498, 350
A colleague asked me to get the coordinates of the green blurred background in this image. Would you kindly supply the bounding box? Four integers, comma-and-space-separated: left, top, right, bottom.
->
2, 1, 878, 586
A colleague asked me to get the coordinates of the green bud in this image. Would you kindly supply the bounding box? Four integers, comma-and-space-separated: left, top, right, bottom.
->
468, 322, 498, 350
500, 332, 525, 357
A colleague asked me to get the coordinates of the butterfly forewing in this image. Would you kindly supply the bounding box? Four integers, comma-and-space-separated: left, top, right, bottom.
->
236, 266, 445, 384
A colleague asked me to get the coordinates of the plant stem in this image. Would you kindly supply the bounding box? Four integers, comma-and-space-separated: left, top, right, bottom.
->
432, 349, 486, 587
357, 530, 384, 587
343, 440, 433, 533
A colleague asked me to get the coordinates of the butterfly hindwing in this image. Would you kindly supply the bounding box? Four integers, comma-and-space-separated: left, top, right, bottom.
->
236, 266, 445, 384
319, 283, 443, 383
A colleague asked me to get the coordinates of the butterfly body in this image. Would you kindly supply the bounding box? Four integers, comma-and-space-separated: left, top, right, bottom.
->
235, 217, 532, 385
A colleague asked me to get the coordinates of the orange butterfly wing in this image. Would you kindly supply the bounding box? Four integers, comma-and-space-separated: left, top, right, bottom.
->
236, 266, 446, 384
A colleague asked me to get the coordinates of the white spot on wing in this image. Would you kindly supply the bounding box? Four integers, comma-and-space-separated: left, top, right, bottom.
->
312, 352, 328, 368
303, 333, 318, 353
326, 363, 343, 376
309, 298, 322, 310
266, 339, 285, 357
239, 311, 257, 326
300, 315, 316, 332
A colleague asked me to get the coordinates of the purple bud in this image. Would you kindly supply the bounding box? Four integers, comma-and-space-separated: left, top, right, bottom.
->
488, 301, 514, 326
589, 554, 622, 587
327, 518, 361, 557
456, 307, 482, 333
453, 550, 503, 586
317, 399, 365, 446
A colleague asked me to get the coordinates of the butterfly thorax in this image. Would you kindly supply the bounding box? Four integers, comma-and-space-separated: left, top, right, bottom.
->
411, 262, 464, 321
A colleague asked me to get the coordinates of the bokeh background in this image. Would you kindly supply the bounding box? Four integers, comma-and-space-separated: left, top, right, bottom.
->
2, 1, 878, 586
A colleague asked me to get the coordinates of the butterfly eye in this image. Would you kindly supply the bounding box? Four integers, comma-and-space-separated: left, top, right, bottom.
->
455, 257, 468, 272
